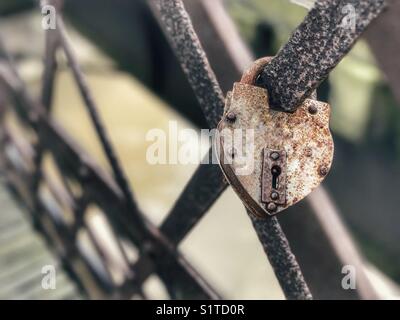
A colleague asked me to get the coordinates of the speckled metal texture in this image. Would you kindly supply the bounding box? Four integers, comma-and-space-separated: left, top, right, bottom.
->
148, 0, 224, 128
256, 0, 387, 112
217, 59, 334, 217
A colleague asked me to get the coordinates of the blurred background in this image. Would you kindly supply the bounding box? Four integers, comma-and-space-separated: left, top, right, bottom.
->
0, 0, 399, 299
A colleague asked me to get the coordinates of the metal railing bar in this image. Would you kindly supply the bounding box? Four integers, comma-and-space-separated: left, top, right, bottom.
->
126, 159, 227, 286
42, 160, 134, 286
256, 0, 387, 112
41, 30, 59, 111
54, 15, 145, 227
183, 0, 252, 93
160, 164, 225, 245
249, 213, 312, 300
31, 26, 60, 197
305, 188, 378, 299
0, 156, 114, 297
147, 0, 224, 129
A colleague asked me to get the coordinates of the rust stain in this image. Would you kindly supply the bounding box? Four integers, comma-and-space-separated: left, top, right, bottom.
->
216, 58, 334, 218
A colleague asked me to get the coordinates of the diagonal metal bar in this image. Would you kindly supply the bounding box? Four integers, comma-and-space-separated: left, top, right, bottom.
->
256, 0, 387, 112
128, 158, 227, 286
249, 213, 312, 300
160, 161, 226, 245
55, 15, 144, 225
147, 0, 224, 129
41, 30, 59, 111
31, 25, 60, 196
148, 0, 312, 300
42, 8, 149, 272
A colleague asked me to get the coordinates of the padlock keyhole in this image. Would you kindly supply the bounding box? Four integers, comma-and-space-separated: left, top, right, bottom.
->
271, 165, 281, 190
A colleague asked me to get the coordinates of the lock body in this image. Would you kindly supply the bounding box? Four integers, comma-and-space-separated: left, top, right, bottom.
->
216, 58, 334, 217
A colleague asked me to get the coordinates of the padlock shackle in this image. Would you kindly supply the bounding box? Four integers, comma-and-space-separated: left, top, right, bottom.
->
240, 57, 273, 85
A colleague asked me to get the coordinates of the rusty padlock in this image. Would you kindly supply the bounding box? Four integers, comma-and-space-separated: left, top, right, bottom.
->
216, 57, 334, 217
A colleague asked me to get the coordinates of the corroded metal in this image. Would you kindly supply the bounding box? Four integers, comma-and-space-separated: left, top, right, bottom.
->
217, 58, 334, 217
256, 0, 387, 112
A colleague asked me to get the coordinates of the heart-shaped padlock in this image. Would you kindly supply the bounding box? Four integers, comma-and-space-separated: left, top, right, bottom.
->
216, 57, 334, 217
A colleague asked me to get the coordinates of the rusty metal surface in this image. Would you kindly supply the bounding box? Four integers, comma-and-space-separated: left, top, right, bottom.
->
148, 0, 224, 129
217, 60, 334, 217
256, 0, 386, 112
183, 0, 253, 94
249, 213, 312, 300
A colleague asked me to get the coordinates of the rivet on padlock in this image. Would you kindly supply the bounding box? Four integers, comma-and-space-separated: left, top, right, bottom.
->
216, 57, 334, 218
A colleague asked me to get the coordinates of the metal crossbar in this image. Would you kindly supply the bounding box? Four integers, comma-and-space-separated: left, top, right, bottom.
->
0, 0, 387, 299
256, 0, 386, 112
